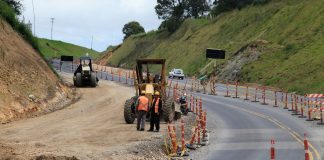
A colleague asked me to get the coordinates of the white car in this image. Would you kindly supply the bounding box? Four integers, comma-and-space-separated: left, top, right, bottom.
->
169, 69, 185, 80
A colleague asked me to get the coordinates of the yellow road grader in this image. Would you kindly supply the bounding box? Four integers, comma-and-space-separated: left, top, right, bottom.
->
124, 59, 176, 123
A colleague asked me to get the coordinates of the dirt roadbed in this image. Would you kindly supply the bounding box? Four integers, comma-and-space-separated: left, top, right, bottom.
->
0, 73, 168, 160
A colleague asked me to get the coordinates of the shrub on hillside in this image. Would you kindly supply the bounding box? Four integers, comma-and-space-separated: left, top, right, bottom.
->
0, 1, 39, 50
18, 22, 39, 49
3, 0, 23, 15
166, 17, 184, 33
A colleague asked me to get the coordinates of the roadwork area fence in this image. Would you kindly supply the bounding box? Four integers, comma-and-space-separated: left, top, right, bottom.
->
166, 77, 324, 124
166, 79, 323, 159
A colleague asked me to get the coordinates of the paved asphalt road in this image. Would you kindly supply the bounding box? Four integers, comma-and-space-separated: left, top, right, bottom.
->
190, 92, 323, 160
53, 61, 323, 160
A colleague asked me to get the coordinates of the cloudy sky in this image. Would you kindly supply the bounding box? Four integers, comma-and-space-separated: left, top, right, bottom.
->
22, 0, 161, 52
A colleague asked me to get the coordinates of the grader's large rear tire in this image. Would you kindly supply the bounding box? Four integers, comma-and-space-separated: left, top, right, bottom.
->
75, 73, 82, 87
90, 72, 97, 87
163, 98, 175, 122
124, 99, 136, 124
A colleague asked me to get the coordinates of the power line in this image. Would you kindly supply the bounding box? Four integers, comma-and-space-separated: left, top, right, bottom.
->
50, 18, 55, 40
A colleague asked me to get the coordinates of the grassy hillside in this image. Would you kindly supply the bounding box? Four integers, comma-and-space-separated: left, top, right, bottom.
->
38, 38, 100, 59
102, 0, 324, 94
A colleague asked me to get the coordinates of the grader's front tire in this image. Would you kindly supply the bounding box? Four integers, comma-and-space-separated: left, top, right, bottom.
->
124, 99, 136, 124
163, 98, 175, 122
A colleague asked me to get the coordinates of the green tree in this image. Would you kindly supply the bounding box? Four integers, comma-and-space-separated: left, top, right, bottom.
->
155, 0, 210, 32
4, 0, 23, 15
122, 21, 145, 40
155, 0, 186, 20
186, 0, 210, 18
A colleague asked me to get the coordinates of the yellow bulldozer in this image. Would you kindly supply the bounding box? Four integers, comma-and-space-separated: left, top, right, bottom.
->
124, 59, 176, 123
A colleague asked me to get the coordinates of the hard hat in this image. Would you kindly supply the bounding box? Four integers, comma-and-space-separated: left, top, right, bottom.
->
141, 90, 146, 95
154, 91, 160, 96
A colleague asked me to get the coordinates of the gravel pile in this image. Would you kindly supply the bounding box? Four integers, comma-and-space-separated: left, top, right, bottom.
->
108, 134, 168, 160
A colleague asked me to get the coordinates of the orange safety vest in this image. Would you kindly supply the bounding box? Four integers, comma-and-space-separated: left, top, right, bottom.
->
313, 108, 318, 112
137, 96, 149, 111
154, 98, 160, 114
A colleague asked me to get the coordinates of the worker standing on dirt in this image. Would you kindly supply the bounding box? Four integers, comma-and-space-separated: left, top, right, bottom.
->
136, 91, 149, 131
148, 91, 162, 132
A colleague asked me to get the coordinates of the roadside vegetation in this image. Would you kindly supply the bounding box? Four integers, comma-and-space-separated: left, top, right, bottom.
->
0, 0, 39, 50
104, 0, 324, 94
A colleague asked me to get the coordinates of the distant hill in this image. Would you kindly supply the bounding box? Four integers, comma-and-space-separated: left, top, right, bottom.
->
98, 0, 324, 94
38, 38, 100, 59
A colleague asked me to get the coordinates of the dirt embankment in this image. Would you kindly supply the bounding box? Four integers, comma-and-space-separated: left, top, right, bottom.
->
96, 51, 113, 66
0, 19, 74, 123
95, 45, 121, 66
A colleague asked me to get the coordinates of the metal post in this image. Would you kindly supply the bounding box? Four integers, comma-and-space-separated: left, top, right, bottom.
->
183, 79, 187, 90
273, 91, 278, 107
232, 81, 240, 98
251, 87, 259, 102
50, 18, 55, 40
60, 61, 62, 72
224, 82, 230, 97
284, 92, 288, 109
318, 108, 324, 125
244, 86, 249, 100
289, 94, 295, 111
261, 86, 268, 105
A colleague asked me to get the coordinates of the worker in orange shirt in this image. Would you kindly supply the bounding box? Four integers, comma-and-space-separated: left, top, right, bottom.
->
136, 90, 149, 131
148, 91, 162, 132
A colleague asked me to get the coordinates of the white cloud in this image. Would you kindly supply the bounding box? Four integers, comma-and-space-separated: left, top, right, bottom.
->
22, 0, 161, 51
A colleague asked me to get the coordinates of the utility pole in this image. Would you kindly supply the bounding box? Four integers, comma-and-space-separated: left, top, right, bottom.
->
31, 0, 36, 36
50, 18, 55, 40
